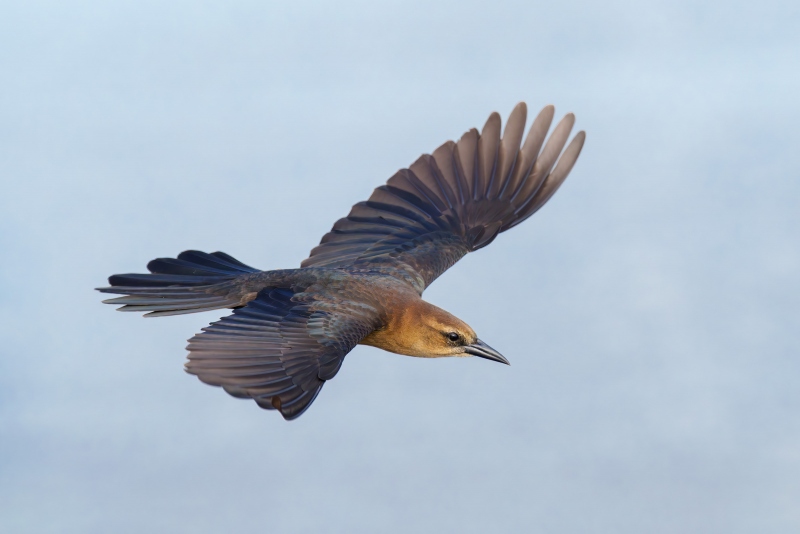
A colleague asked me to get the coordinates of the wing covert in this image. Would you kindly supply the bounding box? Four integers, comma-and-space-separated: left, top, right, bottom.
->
302, 103, 586, 292
185, 287, 379, 420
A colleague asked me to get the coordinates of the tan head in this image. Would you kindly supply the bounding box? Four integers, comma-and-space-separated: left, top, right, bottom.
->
362, 299, 509, 364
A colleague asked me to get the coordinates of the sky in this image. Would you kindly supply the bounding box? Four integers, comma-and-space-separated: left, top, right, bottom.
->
1, 1, 798, 532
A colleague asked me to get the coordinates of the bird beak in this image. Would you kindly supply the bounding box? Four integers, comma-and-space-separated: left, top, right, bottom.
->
464, 339, 510, 365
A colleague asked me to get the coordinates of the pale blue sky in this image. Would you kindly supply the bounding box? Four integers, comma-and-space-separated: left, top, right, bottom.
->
1, 1, 799, 532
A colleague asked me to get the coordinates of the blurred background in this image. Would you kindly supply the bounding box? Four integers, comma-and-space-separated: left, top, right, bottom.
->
1, 1, 798, 532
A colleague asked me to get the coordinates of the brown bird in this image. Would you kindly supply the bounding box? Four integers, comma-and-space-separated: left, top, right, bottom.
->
98, 102, 586, 420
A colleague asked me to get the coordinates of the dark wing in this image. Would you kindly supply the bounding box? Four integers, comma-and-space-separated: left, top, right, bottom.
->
185, 287, 379, 420
302, 103, 585, 293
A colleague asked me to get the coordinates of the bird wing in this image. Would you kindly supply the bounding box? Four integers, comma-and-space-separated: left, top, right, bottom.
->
185, 286, 379, 420
301, 103, 586, 293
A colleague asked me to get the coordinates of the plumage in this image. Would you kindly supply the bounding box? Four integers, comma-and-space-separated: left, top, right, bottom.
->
98, 103, 586, 420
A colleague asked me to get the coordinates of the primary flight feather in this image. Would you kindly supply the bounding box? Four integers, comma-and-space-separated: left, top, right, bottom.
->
98, 102, 586, 420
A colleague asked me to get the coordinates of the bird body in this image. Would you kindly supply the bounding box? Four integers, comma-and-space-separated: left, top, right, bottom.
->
98, 102, 585, 420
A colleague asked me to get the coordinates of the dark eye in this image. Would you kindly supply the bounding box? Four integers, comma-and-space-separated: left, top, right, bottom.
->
447, 332, 460, 342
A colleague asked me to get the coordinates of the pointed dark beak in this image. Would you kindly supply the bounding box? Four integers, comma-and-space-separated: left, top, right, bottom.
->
464, 339, 510, 365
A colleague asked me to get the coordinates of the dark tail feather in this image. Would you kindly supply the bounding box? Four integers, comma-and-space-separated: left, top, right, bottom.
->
97, 250, 259, 317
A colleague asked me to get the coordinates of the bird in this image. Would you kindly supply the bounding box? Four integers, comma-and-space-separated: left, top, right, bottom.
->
98, 102, 586, 420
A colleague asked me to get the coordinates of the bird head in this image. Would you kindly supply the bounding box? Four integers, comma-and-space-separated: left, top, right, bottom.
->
408, 301, 510, 365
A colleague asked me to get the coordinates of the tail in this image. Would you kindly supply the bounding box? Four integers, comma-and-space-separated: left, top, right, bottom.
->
97, 250, 260, 317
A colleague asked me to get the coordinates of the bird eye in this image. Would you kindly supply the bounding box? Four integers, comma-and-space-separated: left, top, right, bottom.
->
447, 332, 460, 342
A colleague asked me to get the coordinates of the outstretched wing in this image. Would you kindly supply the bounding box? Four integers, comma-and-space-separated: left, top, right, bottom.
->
302, 103, 585, 293
185, 287, 379, 420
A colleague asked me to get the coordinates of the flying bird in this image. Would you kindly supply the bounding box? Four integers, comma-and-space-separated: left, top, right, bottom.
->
98, 102, 586, 420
